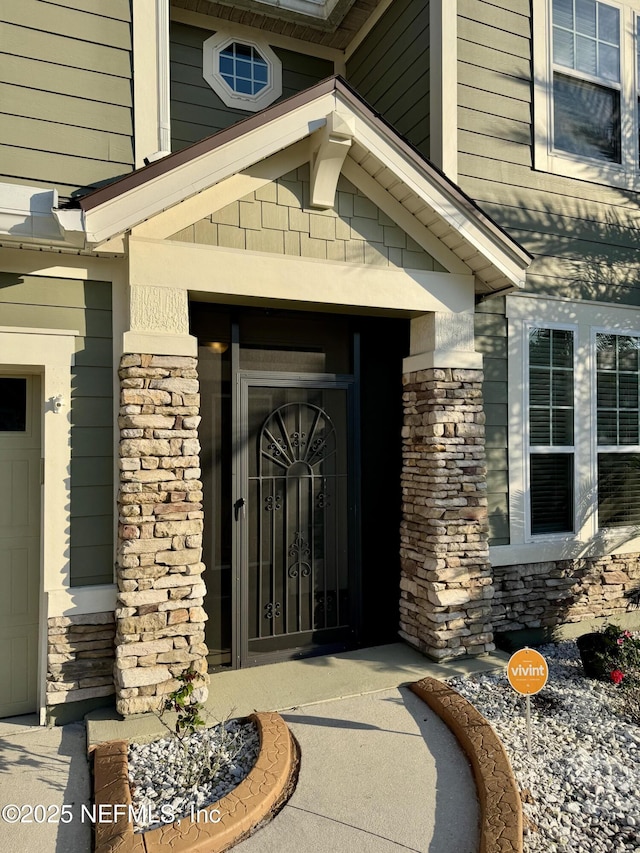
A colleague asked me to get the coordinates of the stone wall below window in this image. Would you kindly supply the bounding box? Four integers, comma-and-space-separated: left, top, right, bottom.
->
492, 554, 640, 632
46, 612, 115, 706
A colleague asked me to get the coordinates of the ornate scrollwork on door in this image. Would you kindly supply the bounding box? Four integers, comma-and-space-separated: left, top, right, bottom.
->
287, 532, 311, 578
264, 494, 282, 511
259, 403, 336, 472
252, 398, 345, 640
265, 601, 281, 619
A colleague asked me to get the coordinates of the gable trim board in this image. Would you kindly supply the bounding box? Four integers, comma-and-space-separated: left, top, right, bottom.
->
78, 77, 531, 295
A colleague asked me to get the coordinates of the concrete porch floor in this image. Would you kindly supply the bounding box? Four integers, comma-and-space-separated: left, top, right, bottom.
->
86, 642, 509, 748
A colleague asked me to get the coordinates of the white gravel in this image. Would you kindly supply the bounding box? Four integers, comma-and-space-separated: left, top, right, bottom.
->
449, 641, 640, 853
128, 718, 260, 832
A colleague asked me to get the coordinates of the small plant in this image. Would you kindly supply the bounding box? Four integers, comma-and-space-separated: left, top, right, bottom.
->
162, 667, 205, 737
151, 666, 247, 790
596, 623, 640, 684
578, 623, 640, 726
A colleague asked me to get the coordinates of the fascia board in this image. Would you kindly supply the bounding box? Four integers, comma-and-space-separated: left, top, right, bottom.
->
132, 139, 311, 240
85, 91, 338, 245
349, 111, 530, 288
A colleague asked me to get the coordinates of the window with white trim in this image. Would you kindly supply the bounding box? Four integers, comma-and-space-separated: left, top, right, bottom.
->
534, 0, 640, 188
505, 298, 640, 559
203, 33, 282, 112
596, 333, 640, 526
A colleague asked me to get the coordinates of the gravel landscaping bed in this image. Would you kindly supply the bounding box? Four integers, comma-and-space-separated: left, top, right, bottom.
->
128, 718, 260, 832
449, 641, 640, 853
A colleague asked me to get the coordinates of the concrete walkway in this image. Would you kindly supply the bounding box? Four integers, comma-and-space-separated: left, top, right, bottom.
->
235, 686, 479, 853
0, 644, 507, 853
0, 715, 91, 853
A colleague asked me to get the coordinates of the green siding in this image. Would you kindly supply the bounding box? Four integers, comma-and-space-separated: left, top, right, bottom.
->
0, 0, 133, 198
475, 296, 509, 546
0, 273, 113, 586
457, 0, 640, 304
170, 22, 334, 151
346, 0, 429, 158
458, 0, 640, 544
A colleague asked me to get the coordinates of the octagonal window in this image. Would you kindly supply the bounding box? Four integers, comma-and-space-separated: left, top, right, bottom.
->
219, 43, 269, 95
203, 33, 282, 112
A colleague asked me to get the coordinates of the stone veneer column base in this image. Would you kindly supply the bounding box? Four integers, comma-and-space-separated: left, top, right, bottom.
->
399, 367, 495, 660
115, 354, 208, 716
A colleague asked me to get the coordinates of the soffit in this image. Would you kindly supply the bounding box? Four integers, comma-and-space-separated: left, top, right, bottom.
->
170, 0, 378, 47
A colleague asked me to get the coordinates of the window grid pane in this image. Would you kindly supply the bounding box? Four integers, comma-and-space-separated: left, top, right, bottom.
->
598, 453, 640, 526
0, 378, 27, 431
596, 334, 640, 446
529, 328, 575, 446
552, 0, 620, 81
219, 42, 269, 96
553, 72, 621, 162
530, 454, 575, 534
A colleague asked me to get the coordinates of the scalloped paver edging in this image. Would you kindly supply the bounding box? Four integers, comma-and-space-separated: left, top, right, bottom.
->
93, 711, 295, 853
410, 677, 523, 853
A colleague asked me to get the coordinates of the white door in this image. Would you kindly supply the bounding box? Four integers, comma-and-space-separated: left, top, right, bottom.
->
0, 375, 41, 717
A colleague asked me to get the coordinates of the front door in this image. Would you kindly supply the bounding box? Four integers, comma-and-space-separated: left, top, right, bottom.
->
238, 376, 357, 665
0, 375, 41, 717
196, 308, 361, 669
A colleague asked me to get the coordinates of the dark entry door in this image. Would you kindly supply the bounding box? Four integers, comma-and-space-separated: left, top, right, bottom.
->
237, 375, 358, 665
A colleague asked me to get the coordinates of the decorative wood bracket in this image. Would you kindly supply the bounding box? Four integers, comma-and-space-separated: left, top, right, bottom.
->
310, 111, 355, 209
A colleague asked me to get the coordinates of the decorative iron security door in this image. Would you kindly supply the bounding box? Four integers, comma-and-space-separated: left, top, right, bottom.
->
237, 378, 357, 663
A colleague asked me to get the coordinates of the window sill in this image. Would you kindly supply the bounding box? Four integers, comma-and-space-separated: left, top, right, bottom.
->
534, 143, 640, 192
490, 529, 640, 567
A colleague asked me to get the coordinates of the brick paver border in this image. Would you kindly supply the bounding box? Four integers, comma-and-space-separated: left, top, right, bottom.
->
411, 677, 523, 853
93, 711, 296, 853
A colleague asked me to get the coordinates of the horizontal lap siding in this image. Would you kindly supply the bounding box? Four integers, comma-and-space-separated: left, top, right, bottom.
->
458, 0, 640, 303
0, 274, 113, 586
459, 0, 640, 544
170, 22, 334, 150
346, 0, 429, 157
0, 0, 133, 198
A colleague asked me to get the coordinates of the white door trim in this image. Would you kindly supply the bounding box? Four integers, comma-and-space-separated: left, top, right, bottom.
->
0, 326, 77, 723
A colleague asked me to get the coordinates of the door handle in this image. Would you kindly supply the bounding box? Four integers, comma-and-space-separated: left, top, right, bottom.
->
234, 497, 246, 521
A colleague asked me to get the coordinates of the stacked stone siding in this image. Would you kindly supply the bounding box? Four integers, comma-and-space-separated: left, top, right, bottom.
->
492, 554, 640, 631
399, 367, 495, 659
47, 612, 115, 706
115, 354, 208, 716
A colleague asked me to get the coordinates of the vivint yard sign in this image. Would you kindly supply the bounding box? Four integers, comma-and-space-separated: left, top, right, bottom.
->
507, 648, 548, 756
507, 648, 548, 695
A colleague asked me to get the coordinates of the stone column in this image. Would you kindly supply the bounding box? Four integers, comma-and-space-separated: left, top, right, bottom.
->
398, 312, 495, 660
114, 353, 208, 716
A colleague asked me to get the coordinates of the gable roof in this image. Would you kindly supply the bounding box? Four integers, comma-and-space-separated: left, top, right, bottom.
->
80, 76, 531, 293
